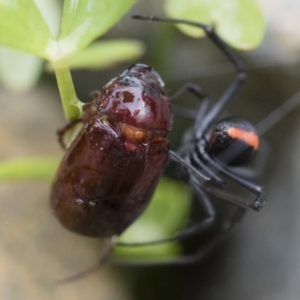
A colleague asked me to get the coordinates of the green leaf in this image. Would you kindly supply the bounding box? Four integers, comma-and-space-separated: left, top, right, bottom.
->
0, 46, 43, 91
56, 0, 136, 60
53, 39, 145, 70
114, 177, 192, 258
0, 0, 55, 58
34, 0, 63, 38
165, 0, 265, 50
0, 157, 60, 181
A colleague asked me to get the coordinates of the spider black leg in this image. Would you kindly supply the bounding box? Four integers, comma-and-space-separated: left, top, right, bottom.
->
167, 82, 226, 187
132, 15, 246, 139
117, 177, 216, 247
198, 140, 266, 211
111, 179, 246, 267
169, 150, 224, 187
170, 82, 209, 122
193, 25, 246, 139
169, 150, 225, 187
169, 83, 229, 187
110, 203, 245, 266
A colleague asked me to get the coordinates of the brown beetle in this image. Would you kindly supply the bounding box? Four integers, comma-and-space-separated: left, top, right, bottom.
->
50, 64, 173, 238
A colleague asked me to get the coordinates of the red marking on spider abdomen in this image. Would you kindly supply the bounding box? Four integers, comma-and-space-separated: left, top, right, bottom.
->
228, 127, 259, 150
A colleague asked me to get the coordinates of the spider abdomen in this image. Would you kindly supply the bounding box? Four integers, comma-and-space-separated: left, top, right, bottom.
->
207, 117, 259, 166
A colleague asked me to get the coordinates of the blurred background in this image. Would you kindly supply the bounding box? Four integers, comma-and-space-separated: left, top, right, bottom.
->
0, 0, 300, 299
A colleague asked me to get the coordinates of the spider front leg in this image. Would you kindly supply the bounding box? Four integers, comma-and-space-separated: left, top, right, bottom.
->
110, 196, 245, 267
169, 83, 227, 188
132, 15, 246, 139
116, 156, 217, 248
170, 82, 209, 121
198, 139, 266, 211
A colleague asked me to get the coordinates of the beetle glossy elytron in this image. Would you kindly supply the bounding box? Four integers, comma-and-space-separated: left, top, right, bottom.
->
51, 15, 268, 279
51, 64, 172, 238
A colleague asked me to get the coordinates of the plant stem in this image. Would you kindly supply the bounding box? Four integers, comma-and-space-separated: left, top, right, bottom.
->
54, 67, 81, 121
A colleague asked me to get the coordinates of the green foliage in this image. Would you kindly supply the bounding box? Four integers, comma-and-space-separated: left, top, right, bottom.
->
0, 0, 266, 259
0, 46, 43, 91
0, 0, 137, 61
0, 0, 140, 120
58, 0, 136, 59
0, 157, 60, 181
52, 40, 145, 70
165, 0, 265, 50
0, 0, 55, 58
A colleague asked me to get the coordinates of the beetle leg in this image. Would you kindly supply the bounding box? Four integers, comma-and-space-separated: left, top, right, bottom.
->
89, 90, 101, 98
57, 119, 82, 149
